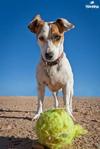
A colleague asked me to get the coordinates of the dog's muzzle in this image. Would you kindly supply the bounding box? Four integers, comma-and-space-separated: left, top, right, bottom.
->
45, 52, 54, 60
42, 52, 64, 66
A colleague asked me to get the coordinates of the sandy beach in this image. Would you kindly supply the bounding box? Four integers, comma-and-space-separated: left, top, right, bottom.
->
0, 96, 100, 149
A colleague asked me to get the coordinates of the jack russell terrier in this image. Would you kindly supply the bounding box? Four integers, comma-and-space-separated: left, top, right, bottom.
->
28, 15, 75, 120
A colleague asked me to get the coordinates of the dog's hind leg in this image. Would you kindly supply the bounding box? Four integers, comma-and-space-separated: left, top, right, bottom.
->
33, 83, 45, 120
52, 92, 59, 108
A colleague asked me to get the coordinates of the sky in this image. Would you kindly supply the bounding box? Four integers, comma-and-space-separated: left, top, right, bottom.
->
0, 0, 100, 96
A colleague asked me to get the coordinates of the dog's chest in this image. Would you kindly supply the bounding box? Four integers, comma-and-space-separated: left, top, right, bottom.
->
37, 56, 73, 92
43, 64, 70, 91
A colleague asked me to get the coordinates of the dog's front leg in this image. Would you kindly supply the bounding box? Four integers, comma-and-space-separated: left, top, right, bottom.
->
62, 84, 73, 118
33, 83, 45, 120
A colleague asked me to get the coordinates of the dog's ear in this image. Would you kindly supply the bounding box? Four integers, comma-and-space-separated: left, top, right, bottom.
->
28, 15, 44, 34
55, 18, 75, 33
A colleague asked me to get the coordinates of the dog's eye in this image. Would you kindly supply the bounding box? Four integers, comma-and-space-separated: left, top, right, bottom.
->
52, 35, 61, 41
39, 36, 45, 42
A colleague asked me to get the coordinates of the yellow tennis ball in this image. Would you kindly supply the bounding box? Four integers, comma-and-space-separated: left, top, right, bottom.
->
36, 109, 87, 149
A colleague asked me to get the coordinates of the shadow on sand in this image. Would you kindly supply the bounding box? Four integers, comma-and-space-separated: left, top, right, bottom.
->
0, 136, 49, 149
0, 108, 37, 121
0, 116, 32, 121
0, 108, 36, 113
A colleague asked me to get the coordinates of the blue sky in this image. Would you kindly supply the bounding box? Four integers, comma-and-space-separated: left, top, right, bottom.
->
0, 0, 100, 96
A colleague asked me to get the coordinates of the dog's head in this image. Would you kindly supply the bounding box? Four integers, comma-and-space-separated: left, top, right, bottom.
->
28, 15, 75, 62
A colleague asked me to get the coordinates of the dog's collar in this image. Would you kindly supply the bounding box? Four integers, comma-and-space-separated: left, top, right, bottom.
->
42, 52, 63, 66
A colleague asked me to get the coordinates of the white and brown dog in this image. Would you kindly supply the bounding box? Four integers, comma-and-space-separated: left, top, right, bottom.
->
28, 15, 75, 120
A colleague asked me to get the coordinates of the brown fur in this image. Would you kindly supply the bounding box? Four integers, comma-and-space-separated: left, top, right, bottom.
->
54, 19, 65, 33
48, 23, 64, 46
54, 19, 73, 33
28, 19, 44, 35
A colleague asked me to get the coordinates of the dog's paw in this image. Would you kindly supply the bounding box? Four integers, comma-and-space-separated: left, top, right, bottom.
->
68, 111, 76, 121
32, 113, 40, 121
70, 113, 76, 121
66, 108, 76, 121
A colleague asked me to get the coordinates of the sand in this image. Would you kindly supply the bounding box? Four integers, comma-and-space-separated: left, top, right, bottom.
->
0, 96, 100, 149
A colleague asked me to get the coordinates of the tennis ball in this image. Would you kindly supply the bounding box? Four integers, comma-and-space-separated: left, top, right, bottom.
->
36, 109, 87, 149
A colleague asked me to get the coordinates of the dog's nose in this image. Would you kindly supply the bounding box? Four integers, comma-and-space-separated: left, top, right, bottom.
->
45, 52, 54, 60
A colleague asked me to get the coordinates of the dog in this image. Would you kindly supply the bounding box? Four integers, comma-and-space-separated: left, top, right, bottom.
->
28, 15, 75, 120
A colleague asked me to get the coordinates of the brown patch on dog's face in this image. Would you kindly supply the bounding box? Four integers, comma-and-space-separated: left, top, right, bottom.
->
48, 23, 64, 46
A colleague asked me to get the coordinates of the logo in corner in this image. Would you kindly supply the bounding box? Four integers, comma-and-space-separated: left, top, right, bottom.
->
85, 0, 99, 9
